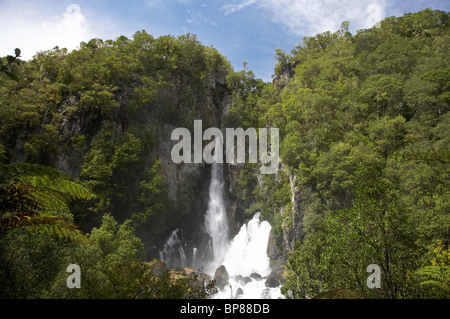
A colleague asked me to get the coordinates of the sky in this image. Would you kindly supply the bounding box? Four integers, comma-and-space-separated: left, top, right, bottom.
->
0, 0, 449, 82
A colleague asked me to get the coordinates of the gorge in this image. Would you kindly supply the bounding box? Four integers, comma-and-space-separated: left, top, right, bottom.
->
1, 9, 448, 300
160, 132, 285, 299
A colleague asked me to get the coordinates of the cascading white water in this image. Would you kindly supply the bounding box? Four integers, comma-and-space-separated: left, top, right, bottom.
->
202, 138, 284, 299
213, 213, 285, 299
221, 212, 271, 277
161, 135, 284, 298
204, 137, 229, 273
159, 228, 186, 269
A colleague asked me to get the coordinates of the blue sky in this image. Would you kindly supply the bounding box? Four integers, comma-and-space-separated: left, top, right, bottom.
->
1, 0, 449, 82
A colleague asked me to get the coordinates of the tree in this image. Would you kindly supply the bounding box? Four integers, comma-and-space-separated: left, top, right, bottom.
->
0, 162, 93, 298
283, 162, 421, 298
47, 214, 146, 298
47, 214, 217, 299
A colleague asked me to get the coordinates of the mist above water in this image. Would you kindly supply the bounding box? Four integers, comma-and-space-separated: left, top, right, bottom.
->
203, 142, 283, 298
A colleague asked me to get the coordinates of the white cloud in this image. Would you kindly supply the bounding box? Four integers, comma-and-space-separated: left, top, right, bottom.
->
222, 0, 386, 36
41, 5, 91, 49
0, 3, 93, 60
223, 0, 258, 15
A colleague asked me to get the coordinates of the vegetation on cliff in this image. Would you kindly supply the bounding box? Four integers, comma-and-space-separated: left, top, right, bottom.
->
0, 9, 449, 299
0, 31, 229, 298
228, 9, 449, 299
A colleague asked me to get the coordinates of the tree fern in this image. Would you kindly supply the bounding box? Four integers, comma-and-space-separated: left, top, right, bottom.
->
417, 265, 450, 296
416, 241, 450, 298
0, 163, 93, 243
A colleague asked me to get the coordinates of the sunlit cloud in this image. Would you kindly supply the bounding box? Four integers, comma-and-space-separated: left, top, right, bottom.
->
223, 0, 258, 15
0, 3, 93, 60
41, 4, 91, 49
222, 0, 386, 36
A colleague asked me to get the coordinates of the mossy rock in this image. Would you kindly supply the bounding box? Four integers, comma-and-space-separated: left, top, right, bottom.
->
146, 259, 167, 277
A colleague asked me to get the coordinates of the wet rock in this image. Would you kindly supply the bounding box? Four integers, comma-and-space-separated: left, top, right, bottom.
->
214, 265, 229, 288
250, 273, 262, 280
235, 275, 252, 286
267, 229, 282, 260
242, 277, 252, 285
196, 271, 212, 287
266, 267, 286, 288
265, 277, 280, 288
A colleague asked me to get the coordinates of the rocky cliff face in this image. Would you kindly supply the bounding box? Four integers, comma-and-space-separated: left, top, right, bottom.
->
153, 73, 234, 265
3, 38, 292, 269
53, 71, 233, 262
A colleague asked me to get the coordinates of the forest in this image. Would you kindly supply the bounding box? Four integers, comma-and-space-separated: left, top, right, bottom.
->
0, 9, 449, 299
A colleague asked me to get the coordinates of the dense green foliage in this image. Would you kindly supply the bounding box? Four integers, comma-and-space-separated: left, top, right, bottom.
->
0, 162, 92, 244
0, 31, 228, 298
0, 29, 231, 239
226, 9, 449, 299
0, 9, 448, 299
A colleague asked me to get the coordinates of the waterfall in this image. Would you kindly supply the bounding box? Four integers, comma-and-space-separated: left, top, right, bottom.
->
204, 137, 229, 273
160, 133, 284, 298
202, 138, 284, 299
159, 228, 186, 269
221, 212, 271, 277
213, 213, 285, 299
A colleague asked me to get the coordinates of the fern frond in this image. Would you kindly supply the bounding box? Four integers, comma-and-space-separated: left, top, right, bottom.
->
1, 163, 93, 216
0, 214, 90, 244
417, 265, 450, 293
31, 223, 90, 244
0, 163, 93, 244
0, 212, 39, 231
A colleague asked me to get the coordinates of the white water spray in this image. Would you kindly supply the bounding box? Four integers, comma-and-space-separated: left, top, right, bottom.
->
202, 138, 284, 299
214, 213, 284, 299
159, 228, 186, 269
161, 135, 284, 298
204, 136, 229, 272
221, 212, 271, 277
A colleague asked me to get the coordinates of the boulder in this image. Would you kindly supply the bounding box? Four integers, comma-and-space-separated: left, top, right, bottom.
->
265, 277, 280, 288
236, 288, 244, 297
147, 259, 167, 277
250, 272, 262, 280
214, 265, 229, 288
235, 275, 244, 283
196, 271, 212, 286
265, 268, 285, 288
235, 275, 252, 286
242, 277, 252, 285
